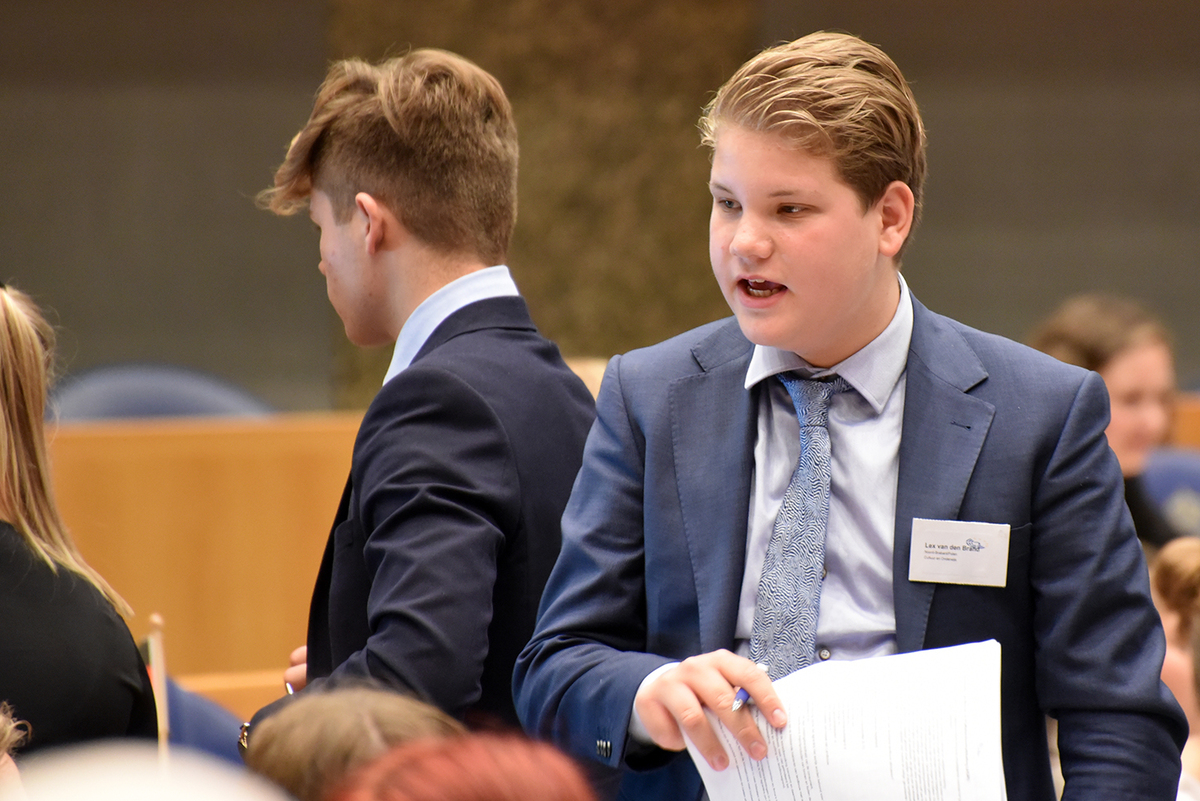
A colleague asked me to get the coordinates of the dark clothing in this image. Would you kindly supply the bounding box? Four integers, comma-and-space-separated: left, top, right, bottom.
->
1126, 474, 1182, 551
0, 522, 157, 754
262, 297, 594, 729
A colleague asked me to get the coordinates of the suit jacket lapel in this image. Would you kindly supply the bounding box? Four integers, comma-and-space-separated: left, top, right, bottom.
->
669, 320, 757, 653
893, 299, 995, 653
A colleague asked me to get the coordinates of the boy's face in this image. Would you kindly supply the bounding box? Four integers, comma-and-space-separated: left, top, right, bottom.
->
309, 189, 392, 347
709, 126, 903, 368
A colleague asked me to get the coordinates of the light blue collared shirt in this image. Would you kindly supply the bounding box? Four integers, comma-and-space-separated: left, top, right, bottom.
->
737, 273, 914, 664
629, 274, 914, 748
382, 265, 520, 385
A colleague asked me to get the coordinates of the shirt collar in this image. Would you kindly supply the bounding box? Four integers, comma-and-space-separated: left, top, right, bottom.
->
383, 265, 519, 385
744, 273, 913, 415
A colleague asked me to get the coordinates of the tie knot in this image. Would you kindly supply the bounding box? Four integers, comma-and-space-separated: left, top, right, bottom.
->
778, 373, 848, 427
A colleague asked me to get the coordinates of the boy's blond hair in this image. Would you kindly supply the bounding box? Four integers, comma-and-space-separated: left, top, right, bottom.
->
259, 49, 518, 266
700, 31, 927, 248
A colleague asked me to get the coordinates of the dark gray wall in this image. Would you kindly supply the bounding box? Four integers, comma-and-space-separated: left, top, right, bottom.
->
5, 0, 1198, 412
764, 0, 1200, 386
1, 0, 332, 410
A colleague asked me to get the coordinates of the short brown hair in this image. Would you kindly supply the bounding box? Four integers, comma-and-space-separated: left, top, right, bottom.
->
700, 31, 927, 251
1029, 293, 1171, 373
244, 687, 464, 801
259, 49, 518, 266
1152, 537, 1200, 644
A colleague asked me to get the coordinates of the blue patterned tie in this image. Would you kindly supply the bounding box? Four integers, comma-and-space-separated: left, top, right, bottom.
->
749, 372, 849, 680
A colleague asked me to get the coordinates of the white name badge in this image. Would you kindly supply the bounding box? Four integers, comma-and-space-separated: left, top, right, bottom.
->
908, 518, 1010, 588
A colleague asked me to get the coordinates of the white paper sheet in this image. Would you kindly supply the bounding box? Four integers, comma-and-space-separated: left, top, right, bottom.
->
685, 640, 1007, 801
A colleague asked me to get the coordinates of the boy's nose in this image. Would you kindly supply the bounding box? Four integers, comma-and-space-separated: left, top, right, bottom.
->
729, 219, 771, 260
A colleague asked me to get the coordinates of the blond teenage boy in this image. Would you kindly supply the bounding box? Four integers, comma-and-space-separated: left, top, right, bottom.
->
514, 32, 1184, 799
247, 50, 594, 736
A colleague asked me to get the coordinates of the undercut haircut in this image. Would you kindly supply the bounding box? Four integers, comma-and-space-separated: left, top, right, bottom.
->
260, 49, 519, 266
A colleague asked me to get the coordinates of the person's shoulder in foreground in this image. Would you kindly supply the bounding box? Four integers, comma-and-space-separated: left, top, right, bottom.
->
250, 48, 594, 732
514, 30, 1184, 801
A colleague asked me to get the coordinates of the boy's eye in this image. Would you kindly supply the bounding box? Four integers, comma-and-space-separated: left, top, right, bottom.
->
778, 204, 805, 215
714, 198, 740, 212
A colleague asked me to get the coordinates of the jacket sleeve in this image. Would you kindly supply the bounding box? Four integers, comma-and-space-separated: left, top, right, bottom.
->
1031, 372, 1186, 798
514, 354, 674, 769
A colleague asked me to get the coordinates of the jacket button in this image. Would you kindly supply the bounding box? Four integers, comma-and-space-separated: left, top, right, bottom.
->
818, 647, 832, 661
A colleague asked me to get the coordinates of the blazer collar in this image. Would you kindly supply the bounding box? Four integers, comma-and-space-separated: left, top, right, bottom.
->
411, 296, 536, 364
892, 297, 995, 652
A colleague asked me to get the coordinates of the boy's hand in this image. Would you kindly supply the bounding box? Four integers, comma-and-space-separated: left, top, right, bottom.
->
283, 645, 308, 691
634, 649, 787, 771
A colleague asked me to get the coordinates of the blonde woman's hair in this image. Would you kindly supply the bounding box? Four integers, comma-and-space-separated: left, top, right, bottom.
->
0, 285, 130, 615
0, 703, 29, 757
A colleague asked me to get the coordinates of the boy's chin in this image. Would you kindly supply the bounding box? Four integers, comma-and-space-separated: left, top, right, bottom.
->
732, 315, 800, 354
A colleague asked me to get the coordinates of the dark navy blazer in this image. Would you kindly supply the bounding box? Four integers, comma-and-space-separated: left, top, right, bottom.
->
294, 296, 594, 727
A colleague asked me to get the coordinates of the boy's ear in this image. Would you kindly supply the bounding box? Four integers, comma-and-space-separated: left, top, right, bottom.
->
354, 192, 399, 255
876, 181, 915, 259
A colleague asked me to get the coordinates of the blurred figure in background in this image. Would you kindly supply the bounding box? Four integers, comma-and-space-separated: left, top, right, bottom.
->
0, 704, 28, 798
1031, 293, 1181, 554
243, 686, 464, 801
1150, 538, 1200, 794
1150, 538, 1200, 799
0, 284, 156, 754
332, 732, 596, 801
7, 742, 288, 801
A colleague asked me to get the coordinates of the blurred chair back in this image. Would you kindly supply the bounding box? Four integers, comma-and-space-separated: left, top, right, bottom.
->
49, 363, 272, 421
1142, 448, 1200, 538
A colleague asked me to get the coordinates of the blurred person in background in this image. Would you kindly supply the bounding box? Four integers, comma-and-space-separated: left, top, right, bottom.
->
243, 685, 463, 801
0, 284, 156, 754
1031, 293, 1181, 554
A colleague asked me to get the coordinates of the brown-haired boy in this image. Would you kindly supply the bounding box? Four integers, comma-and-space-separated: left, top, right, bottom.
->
514, 32, 1184, 799
248, 50, 595, 734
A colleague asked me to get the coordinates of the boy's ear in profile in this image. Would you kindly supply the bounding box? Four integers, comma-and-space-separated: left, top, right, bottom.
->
875, 180, 915, 260
354, 192, 399, 256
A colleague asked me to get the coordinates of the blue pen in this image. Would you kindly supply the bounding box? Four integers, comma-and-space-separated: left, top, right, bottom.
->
732, 662, 771, 711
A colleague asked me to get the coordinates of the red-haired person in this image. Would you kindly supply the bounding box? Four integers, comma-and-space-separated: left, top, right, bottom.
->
333, 733, 596, 801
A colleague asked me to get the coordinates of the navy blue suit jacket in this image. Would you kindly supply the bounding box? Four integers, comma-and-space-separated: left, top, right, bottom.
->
514, 297, 1185, 800
297, 296, 594, 727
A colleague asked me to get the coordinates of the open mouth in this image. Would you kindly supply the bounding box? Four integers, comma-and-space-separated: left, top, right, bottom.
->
742, 278, 784, 298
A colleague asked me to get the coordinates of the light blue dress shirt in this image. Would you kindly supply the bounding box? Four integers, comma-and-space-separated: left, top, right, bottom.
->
382, 265, 520, 385
738, 273, 913, 663
630, 274, 914, 746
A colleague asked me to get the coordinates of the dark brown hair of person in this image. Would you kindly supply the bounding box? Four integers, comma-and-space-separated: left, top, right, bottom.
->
1029, 293, 1171, 373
